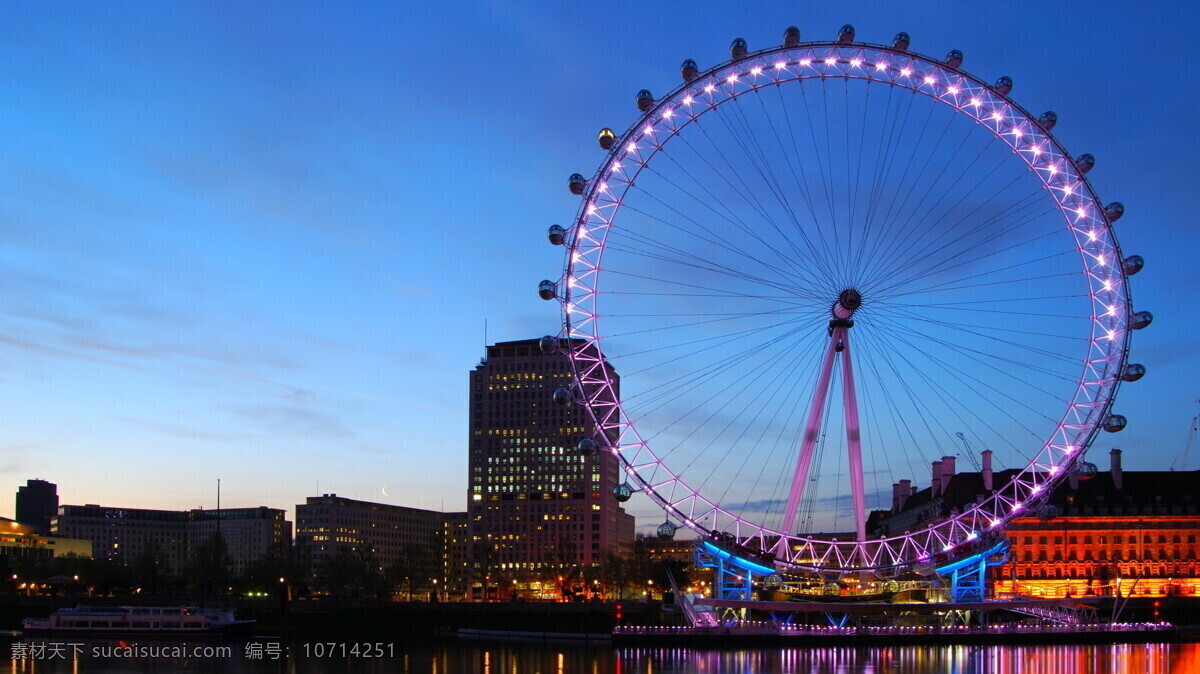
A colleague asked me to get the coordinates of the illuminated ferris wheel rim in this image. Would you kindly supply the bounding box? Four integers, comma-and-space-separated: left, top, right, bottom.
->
553, 34, 1142, 571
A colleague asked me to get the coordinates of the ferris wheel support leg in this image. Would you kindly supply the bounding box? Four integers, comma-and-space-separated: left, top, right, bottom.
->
781, 335, 840, 537
840, 329, 867, 546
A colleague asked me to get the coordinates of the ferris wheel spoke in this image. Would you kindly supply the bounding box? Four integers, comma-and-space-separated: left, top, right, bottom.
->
639, 324, 819, 457
703, 101, 846, 287
772, 84, 845, 272
855, 327, 1037, 463
861, 150, 1022, 291
725, 91, 848, 284
864, 312, 1077, 415
868, 189, 1053, 298
878, 245, 1073, 301
866, 305, 1087, 349
649, 139, 835, 290
855, 89, 920, 276
853, 103, 956, 281
617, 196, 824, 295
609, 308, 827, 362
863, 307, 1083, 376
601, 267, 811, 303
867, 178, 1053, 295
620, 317, 817, 408
606, 226, 825, 300
750, 86, 835, 263
685, 119, 827, 281
688, 342, 816, 495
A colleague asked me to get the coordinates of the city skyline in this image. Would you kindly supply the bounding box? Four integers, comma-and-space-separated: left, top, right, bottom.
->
2, 3, 1199, 533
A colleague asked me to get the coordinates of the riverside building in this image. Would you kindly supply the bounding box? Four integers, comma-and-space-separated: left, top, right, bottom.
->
468, 339, 635, 599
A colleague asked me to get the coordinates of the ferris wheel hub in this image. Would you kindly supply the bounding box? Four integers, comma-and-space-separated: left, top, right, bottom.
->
832, 288, 862, 321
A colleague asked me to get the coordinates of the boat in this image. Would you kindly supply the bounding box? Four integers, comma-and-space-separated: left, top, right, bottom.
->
22, 605, 255, 635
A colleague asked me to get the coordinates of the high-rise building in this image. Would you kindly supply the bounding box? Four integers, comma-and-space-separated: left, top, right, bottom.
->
294, 494, 465, 594
16, 479, 58, 533
468, 338, 635, 596
52, 504, 291, 575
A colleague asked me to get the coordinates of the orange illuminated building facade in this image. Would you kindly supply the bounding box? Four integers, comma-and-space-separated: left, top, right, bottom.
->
878, 448, 1200, 599
995, 450, 1200, 599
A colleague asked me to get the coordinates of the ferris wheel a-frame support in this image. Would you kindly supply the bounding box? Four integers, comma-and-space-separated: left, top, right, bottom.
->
781, 289, 867, 543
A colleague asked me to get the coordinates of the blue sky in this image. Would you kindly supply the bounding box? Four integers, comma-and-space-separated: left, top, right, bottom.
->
1, 2, 1197, 531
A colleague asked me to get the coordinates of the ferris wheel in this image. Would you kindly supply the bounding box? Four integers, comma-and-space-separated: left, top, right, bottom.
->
538, 25, 1149, 573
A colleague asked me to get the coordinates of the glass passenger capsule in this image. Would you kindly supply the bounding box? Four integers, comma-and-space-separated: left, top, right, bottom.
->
1104, 202, 1125, 223
680, 59, 699, 83
657, 521, 678, 541
613, 483, 633, 502
1103, 414, 1127, 432
1122, 255, 1144, 276
547, 224, 566, 245
597, 128, 616, 150
993, 76, 1013, 95
1130, 311, 1153, 330
568, 173, 586, 195
1121, 363, 1146, 382
730, 38, 748, 60
537, 280, 556, 301
636, 89, 655, 113
1039, 111, 1057, 131
838, 24, 855, 44
552, 387, 572, 407
538, 335, 559, 355
945, 49, 963, 68
892, 32, 911, 50
783, 26, 800, 48
1075, 153, 1096, 174
578, 437, 598, 457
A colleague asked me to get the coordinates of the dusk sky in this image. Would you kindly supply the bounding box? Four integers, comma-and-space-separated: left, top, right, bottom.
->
2, 2, 1197, 532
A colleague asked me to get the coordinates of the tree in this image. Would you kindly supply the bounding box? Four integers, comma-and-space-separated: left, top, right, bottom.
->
187, 533, 232, 595
387, 543, 436, 601
469, 540, 497, 601
132, 544, 170, 595
316, 547, 385, 598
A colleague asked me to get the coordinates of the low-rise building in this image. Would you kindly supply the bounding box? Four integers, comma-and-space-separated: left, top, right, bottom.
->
0, 517, 91, 563
875, 449, 1200, 598
52, 504, 291, 576
186, 507, 292, 576
295, 494, 466, 596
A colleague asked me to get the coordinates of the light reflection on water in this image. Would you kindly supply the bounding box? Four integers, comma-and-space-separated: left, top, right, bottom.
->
3, 639, 1198, 673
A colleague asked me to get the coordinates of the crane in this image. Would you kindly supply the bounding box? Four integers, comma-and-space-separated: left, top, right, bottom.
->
1176, 400, 1200, 472
954, 432, 983, 472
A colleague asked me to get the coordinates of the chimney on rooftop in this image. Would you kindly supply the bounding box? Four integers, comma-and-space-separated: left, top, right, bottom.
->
982, 449, 993, 491
898, 479, 912, 511
1111, 448, 1123, 490
941, 456, 956, 492
931, 460, 943, 496
892, 483, 901, 513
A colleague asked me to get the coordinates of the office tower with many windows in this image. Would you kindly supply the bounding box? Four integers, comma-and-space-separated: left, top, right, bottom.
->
468, 339, 634, 597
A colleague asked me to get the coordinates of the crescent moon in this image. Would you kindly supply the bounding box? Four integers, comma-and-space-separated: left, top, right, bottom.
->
381, 486, 388, 497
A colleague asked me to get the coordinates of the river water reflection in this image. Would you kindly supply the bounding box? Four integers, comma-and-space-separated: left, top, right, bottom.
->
4, 637, 1199, 672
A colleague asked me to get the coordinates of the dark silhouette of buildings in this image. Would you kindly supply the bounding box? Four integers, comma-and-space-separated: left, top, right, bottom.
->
16, 479, 58, 534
